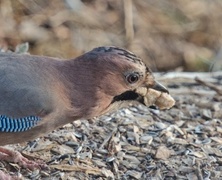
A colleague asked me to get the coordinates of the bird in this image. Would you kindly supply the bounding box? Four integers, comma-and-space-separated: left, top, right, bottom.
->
0, 46, 173, 178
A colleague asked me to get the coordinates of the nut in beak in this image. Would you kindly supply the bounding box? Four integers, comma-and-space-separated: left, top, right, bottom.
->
135, 81, 175, 109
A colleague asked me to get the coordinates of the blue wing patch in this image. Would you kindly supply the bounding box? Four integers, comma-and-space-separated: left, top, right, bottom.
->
0, 115, 41, 132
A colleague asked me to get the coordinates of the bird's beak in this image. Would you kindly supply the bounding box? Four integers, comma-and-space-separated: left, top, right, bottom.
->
134, 80, 174, 109
135, 80, 168, 97
151, 81, 169, 94
109, 80, 174, 111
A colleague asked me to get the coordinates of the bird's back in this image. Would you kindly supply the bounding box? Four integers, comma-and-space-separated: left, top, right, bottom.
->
0, 53, 56, 118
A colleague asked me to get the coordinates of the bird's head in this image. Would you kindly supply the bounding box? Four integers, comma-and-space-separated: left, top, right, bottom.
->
67, 46, 174, 118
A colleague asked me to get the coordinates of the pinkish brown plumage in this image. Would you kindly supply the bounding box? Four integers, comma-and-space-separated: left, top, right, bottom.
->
0, 46, 174, 178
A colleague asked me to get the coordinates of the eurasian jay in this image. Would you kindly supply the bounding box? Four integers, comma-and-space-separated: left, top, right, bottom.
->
0, 46, 174, 178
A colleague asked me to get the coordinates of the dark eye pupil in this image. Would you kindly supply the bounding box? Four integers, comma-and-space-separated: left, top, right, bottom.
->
127, 74, 139, 84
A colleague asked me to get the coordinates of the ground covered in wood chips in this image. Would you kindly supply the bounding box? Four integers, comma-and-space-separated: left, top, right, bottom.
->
1, 72, 221, 180
1, 1, 222, 179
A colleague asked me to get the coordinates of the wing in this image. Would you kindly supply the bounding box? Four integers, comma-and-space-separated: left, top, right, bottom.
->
0, 54, 54, 132
0, 115, 41, 132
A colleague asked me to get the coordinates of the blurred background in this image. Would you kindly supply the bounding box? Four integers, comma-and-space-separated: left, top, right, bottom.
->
0, 0, 222, 72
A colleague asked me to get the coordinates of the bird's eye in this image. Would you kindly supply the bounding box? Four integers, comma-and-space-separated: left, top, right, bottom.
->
126, 73, 140, 84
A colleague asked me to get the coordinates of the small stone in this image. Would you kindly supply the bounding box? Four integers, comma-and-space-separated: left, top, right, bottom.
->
155, 145, 172, 160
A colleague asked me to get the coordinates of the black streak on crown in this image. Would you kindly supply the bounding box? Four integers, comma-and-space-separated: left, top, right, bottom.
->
93, 46, 144, 66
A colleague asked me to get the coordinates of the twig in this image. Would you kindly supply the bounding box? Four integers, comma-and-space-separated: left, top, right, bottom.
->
123, 0, 134, 44
195, 160, 203, 180
99, 127, 118, 150
195, 77, 222, 96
